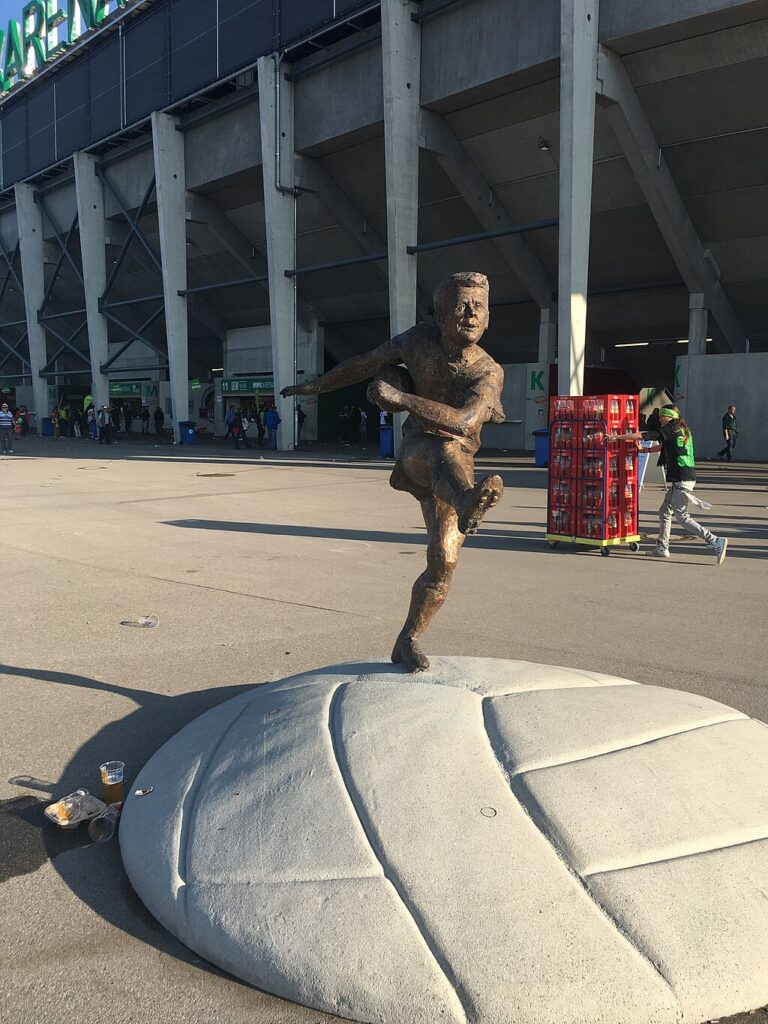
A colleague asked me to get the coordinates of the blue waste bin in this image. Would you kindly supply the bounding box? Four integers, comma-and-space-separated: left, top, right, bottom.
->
379, 425, 394, 458
533, 428, 549, 468
179, 421, 197, 445
41, 417, 53, 437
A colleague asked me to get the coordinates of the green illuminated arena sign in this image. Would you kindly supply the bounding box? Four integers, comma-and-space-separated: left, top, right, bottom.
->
0, 0, 128, 93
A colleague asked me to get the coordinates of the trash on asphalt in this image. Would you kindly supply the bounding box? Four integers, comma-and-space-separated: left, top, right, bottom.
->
45, 789, 107, 829
88, 802, 123, 843
134, 786, 154, 797
119, 615, 159, 628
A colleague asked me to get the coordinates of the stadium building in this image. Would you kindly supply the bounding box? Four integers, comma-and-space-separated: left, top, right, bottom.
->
0, 0, 765, 455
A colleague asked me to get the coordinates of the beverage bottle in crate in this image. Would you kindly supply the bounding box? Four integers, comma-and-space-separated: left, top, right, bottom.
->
625, 481, 634, 503
626, 397, 636, 420
609, 481, 618, 505
608, 511, 618, 534
624, 453, 634, 473
609, 453, 618, 476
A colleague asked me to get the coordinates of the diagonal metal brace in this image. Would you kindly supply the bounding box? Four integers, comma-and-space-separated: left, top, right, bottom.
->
40, 320, 90, 372
37, 198, 85, 290
100, 306, 167, 370
97, 168, 162, 293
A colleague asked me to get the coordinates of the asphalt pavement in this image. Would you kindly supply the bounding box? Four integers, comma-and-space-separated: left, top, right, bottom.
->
1, 434, 766, 1024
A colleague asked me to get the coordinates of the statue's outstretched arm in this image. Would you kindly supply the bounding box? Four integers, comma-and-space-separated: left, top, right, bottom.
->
281, 338, 402, 398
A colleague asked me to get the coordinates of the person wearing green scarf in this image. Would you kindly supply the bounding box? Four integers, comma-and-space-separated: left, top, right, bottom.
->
610, 406, 727, 564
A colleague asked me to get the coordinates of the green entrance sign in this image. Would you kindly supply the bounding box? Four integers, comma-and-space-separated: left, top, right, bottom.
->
190, 378, 201, 392
221, 376, 273, 395
0, 0, 128, 94
109, 381, 142, 397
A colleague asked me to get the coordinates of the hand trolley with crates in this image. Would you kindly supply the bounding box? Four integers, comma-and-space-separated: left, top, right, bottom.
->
546, 394, 641, 556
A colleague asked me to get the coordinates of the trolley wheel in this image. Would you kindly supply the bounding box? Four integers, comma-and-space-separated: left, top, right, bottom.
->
600, 547, 611, 557
629, 542, 640, 553
547, 540, 559, 549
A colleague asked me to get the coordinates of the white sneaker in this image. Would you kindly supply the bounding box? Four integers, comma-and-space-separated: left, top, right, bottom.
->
712, 537, 728, 565
645, 545, 670, 559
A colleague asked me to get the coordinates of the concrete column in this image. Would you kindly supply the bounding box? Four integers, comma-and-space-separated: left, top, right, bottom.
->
538, 306, 558, 364
382, 0, 421, 449
73, 151, 110, 410
257, 54, 297, 451
296, 317, 323, 442
557, 0, 599, 396
14, 183, 50, 427
688, 292, 709, 356
151, 111, 189, 443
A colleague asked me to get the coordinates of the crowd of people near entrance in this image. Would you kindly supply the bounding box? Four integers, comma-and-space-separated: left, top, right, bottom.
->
47, 401, 162, 445
222, 401, 283, 450
336, 405, 369, 445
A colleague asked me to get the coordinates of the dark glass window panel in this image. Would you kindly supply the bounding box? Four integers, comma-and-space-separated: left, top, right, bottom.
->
55, 63, 89, 157
218, 0, 274, 76
280, 0, 334, 46
334, 0, 372, 15
170, 0, 218, 101
27, 83, 55, 174
90, 37, 122, 141
1, 98, 27, 186
124, 6, 169, 123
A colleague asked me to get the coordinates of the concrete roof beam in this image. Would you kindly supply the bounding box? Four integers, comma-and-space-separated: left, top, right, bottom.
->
186, 191, 315, 331
297, 154, 432, 322
597, 44, 748, 352
420, 109, 554, 310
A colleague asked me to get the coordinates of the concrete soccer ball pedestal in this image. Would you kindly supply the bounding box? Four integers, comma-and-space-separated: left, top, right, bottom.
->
120, 659, 768, 1024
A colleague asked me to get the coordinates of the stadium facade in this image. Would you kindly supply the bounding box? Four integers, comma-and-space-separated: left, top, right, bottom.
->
0, 0, 765, 454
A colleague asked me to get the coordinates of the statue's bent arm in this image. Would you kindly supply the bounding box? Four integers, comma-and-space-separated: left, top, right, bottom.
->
374, 364, 504, 438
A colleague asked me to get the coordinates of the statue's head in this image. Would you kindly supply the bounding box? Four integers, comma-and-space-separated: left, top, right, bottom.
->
433, 272, 490, 349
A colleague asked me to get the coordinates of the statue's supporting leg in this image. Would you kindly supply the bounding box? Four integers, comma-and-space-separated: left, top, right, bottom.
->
392, 495, 465, 672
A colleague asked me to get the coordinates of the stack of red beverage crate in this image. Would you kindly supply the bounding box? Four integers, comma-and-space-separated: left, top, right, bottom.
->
547, 394, 640, 552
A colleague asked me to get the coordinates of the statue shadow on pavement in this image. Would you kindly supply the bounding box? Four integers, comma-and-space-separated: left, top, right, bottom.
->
2, 661, 401, 980
0, 664, 292, 982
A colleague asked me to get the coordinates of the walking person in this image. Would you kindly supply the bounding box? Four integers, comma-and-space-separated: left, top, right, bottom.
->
358, 407, 368, 444
264, 403, 281, 450
223, 405, 236, 441
296, 403, 306, 445
717, 404, 738, 461
141, 405, 150, 434
51, 404, 60, 440
0, 401, 14, 454
610, 405, 727, 564
97, 405, 112, 445
153, 405, 165, 437
232, 409, 249, 449
87, 405, 98, 440
255, 404, 266, 447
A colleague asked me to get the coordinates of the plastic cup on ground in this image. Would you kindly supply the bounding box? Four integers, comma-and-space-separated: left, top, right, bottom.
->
100, 761, 125, 804
88, 803, 123, 843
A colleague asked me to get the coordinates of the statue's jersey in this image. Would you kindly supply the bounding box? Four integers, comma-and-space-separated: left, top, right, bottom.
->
379, 323, 505, 454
